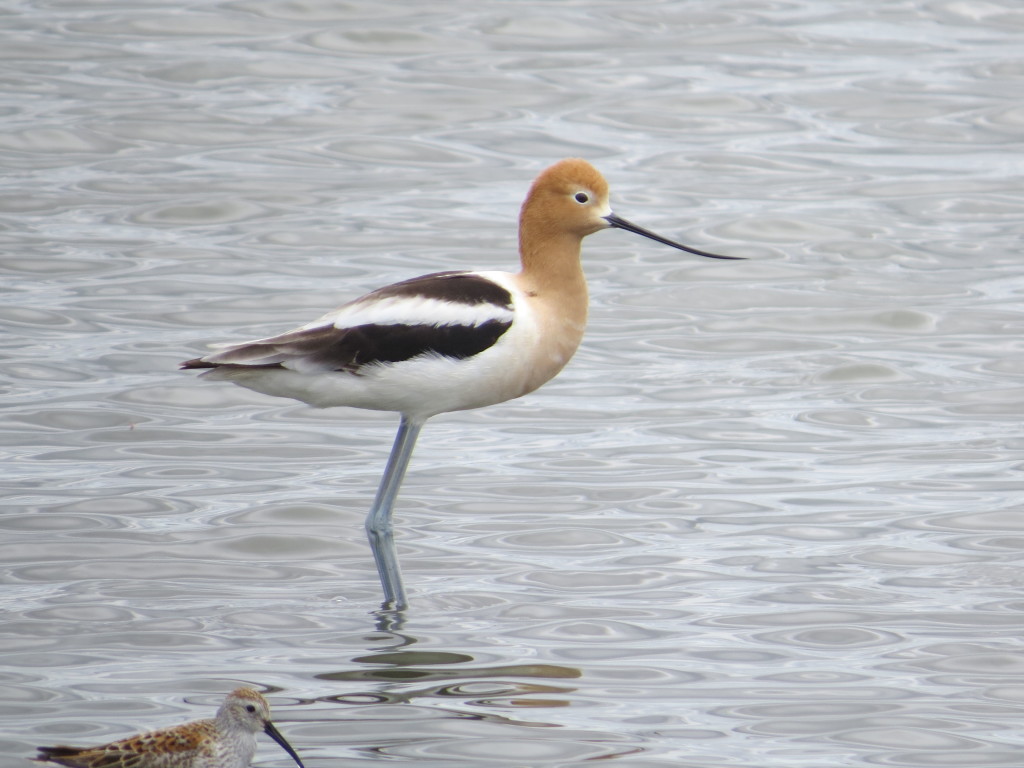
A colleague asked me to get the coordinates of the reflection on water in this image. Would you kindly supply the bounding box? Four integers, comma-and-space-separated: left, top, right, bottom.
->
3, 0, 1024, 766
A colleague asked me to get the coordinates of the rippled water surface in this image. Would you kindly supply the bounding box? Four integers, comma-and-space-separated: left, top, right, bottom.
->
3, 1, 1024, 766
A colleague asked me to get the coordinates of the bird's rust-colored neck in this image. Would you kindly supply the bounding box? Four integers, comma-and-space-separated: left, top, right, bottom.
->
517, 186, 589, 299
517, 243, 587, 346
513, 187, 590, 389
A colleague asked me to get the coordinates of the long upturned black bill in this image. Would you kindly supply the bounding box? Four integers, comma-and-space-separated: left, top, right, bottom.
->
265, 721, 307, 768
604, 213, 744, 260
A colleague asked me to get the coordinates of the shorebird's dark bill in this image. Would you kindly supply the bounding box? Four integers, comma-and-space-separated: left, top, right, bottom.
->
265, 721, 306, 768
604, 213, 744, 260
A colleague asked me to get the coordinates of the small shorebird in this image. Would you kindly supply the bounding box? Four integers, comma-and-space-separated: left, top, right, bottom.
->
182, 158, 742, 609
33, 688, 305, 768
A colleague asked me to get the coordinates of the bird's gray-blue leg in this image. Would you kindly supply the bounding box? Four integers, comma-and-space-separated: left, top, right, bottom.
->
365, 415, 424, 610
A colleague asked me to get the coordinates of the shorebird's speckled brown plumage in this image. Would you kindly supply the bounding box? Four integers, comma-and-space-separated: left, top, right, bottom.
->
34, 688, 304, 768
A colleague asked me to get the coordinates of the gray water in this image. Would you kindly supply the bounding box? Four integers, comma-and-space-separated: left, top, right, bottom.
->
2, 1, 1023, 766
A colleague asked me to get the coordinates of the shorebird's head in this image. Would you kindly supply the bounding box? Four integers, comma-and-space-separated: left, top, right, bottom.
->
524, 158, 744, 260
221, 688, 306, 768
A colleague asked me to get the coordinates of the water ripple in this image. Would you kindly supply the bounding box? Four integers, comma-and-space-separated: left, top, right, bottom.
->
3, 1, 1024, 767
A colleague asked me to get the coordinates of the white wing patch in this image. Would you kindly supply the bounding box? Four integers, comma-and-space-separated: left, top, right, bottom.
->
305, 295, 515, 333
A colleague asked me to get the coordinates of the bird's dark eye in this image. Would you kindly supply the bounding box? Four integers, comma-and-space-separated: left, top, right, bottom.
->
246, 705, 256, 713
574, 192, 589, 204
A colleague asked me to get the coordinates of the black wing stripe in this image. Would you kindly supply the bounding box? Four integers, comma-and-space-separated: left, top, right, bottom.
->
184, 320, 513, 373
305, 320, 512, 373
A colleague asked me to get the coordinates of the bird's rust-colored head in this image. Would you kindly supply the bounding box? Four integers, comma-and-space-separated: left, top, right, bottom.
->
519, 158, 742, 271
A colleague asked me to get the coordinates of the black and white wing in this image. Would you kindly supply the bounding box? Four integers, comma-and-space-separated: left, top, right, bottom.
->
182, 271, 515, 374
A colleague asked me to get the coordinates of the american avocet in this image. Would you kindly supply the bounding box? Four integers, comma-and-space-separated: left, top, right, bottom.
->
182, 158, 742, 609
33, 688, 305, 768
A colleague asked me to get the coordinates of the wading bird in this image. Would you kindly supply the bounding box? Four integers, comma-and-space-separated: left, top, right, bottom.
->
182, 158, 742, 609
34, 687, 305, 768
